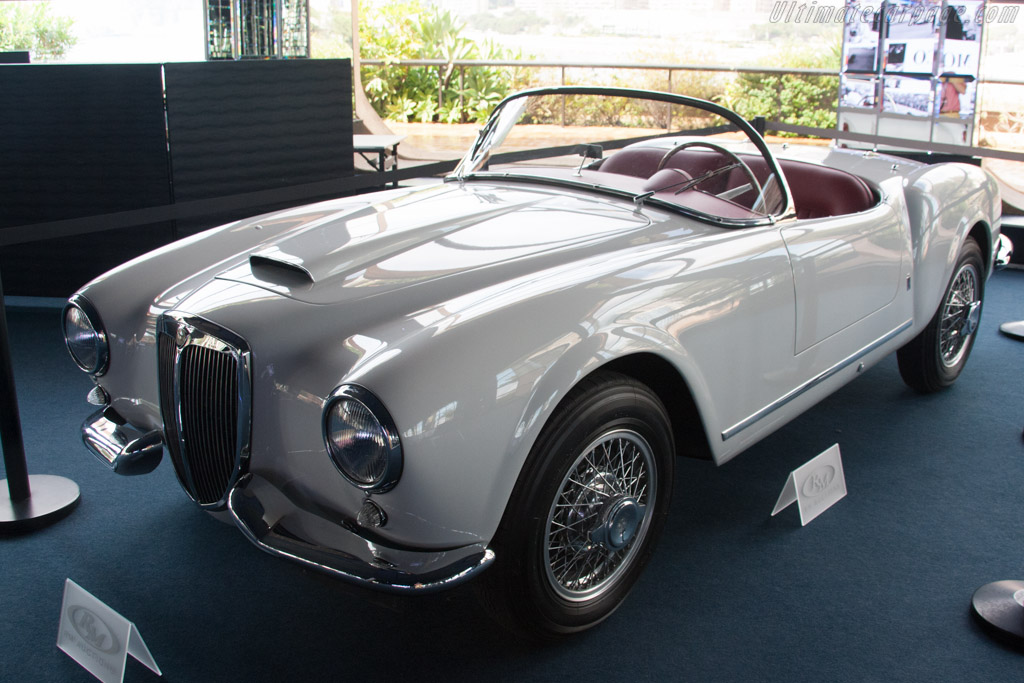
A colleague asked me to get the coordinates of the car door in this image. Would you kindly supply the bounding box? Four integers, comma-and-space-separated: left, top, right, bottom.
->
780, 201, 910, 361
711, 198, 911, 456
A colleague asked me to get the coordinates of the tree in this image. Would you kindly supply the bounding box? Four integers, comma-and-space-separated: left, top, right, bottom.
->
310, 2, 353, 60
0, 1, 76, 62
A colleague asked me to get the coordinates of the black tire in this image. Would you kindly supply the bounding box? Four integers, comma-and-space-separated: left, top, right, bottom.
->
479, 371, 674, 638
897, 237, 984, 393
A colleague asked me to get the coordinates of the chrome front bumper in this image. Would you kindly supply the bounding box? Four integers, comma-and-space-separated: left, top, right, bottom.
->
81, 409, 495, 593
81, 407, 164, 476
227, 473, 496, 593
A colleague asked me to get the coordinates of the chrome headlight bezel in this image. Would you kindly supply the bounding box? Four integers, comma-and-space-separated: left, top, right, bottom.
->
62, 295, 109, 376
322, 384, 403, 493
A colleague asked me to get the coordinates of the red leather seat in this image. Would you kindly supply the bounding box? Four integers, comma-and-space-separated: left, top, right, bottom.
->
598, 147, 876, 219
776, 159, 875, 219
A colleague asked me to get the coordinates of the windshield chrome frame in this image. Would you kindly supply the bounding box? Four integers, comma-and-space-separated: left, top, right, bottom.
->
453, 86, 795, 225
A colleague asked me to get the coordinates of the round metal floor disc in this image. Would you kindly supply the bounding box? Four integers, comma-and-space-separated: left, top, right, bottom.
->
971, 580, 1024, 644
0, 475, 80, 534
999, 320, 1024, 341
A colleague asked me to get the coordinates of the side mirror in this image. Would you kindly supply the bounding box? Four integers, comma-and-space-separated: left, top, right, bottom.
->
574, 144, 603, 175
575, 144, 604, 160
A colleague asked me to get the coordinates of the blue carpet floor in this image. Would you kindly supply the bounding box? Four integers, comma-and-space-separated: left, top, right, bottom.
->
2, 269, 1022, 682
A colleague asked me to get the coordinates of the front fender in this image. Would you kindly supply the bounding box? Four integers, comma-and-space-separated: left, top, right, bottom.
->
353, 303, 721, 548
904, 163, 1000, 326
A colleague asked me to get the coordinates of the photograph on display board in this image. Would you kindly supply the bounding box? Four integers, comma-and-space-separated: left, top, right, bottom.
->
937, 73, 976, 118
843, 2, 881, 73
839, 0, 982, 147
840, 75, 879, 108
942, 1, 983, 77
883, 0, 941, 74
882, 75, 935, 117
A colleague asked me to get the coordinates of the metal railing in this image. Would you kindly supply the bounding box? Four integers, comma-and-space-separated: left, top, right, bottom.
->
359, 57, 1024, 85
360, 57, 1024, 159
359, 58, 839, 76
360, 57, 1024, 108
360, 58, 839, 115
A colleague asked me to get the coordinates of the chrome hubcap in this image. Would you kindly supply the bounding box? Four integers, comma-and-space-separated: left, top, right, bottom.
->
595, 498, 641, 550
939, 263, 980, 368
544, 429, 656, 602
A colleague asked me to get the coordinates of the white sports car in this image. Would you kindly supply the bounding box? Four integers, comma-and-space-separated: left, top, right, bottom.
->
63, 87, 1001, 636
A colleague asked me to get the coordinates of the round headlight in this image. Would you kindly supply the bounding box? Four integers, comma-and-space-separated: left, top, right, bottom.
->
323, 385, 402, 492
62, 297, 109, 375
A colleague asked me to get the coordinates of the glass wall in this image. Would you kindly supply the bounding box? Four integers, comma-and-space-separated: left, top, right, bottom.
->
205, 0, 309, 60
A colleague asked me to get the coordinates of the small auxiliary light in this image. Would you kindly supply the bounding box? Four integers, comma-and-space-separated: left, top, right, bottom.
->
357, 499, 387, 528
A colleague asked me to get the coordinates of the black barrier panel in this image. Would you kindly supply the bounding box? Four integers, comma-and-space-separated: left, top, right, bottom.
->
0, 64, 173, 296
164, 59, 354, 236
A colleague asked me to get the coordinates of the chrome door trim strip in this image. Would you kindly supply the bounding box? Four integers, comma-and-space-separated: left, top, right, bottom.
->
721, 319, 913, 441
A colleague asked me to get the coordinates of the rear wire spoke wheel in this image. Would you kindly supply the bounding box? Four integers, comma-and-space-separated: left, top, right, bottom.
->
480, 371, 674, 638
898, 237, 984, 392
938, 262, 979, 368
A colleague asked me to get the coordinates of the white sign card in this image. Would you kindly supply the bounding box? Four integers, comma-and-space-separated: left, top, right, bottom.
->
772, 444, 847, 526
57, 579, 162, 683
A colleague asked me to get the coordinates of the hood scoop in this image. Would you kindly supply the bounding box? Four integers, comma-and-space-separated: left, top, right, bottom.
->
214, 184, 651, 305
249, 249, 314, 289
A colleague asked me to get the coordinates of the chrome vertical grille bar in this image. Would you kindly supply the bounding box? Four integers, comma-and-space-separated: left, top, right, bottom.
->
158, 329, 189, 487
157, 314, 252, 509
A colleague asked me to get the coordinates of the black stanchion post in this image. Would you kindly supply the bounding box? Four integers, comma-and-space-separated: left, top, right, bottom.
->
0, 267, 31, 502
0, 262, 80, 533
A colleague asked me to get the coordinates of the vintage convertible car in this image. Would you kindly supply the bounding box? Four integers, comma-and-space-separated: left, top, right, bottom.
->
63, 87, 1001, 636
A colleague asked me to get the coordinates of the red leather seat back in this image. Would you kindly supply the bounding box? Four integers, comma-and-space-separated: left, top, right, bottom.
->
598, 147, 664, 177
776, 159, 875, 219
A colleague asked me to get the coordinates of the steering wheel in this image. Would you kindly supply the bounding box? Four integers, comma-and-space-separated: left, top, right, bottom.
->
655, 140, 763, 207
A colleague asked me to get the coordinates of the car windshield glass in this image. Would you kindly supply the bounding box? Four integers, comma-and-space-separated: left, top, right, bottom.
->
455, 88, 790, 223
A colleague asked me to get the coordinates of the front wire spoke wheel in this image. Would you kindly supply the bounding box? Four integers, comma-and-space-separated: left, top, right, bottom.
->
479, 371, 674, 637
544, 429, 655, 602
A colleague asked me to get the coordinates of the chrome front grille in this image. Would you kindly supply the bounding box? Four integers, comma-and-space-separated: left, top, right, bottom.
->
158, 314, 252, 508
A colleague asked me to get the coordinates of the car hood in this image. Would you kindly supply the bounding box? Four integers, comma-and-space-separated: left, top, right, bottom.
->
212, 182, 652, 306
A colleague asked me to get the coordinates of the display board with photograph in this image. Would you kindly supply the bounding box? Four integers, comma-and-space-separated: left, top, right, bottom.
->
838, 0, 986, 149
843, 6, 881, 72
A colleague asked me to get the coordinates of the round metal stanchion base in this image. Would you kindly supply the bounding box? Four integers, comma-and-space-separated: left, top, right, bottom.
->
0, 475, 80, 535
971, 580, 1024, 648
999, 320, 1024, 341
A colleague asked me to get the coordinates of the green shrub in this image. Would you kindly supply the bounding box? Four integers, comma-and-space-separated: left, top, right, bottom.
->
722, 41, 840, 134
626, 47, 732, 104
360, 0, 526, 123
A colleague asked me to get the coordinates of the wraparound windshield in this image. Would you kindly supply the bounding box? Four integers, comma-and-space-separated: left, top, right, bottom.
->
454, 87, 792, 225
